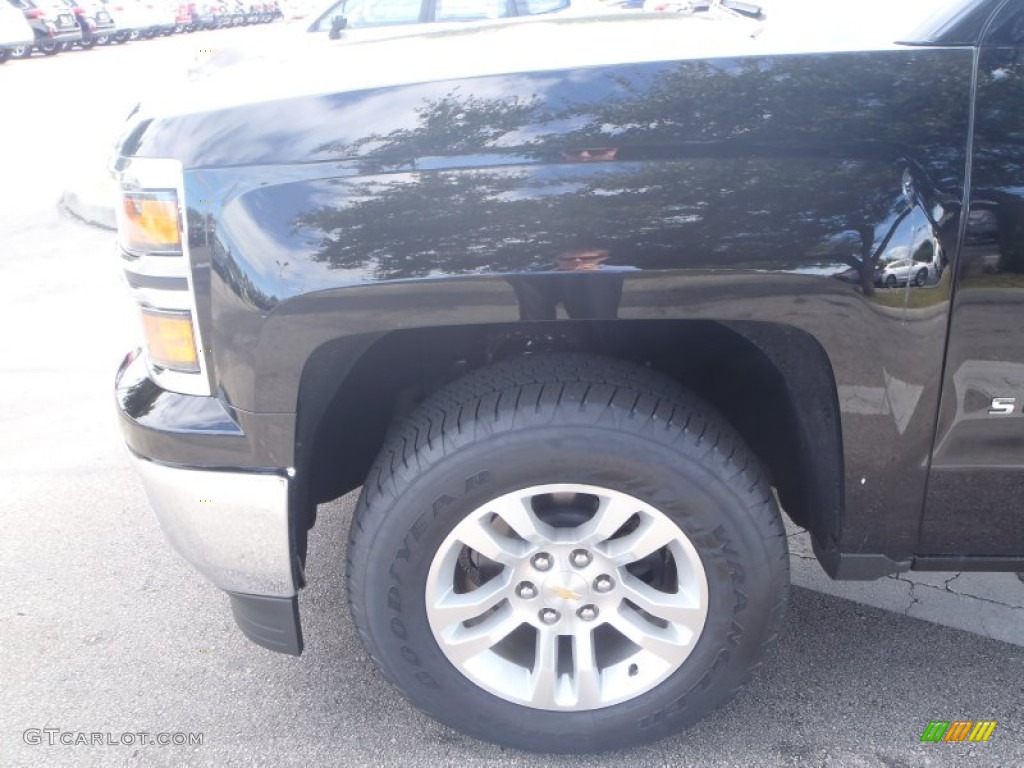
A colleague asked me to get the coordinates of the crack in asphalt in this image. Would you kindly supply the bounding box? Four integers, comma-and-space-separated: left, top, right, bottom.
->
788, 530, 1023, 645
903, 581, 920, 617
894, 571, 1024, 610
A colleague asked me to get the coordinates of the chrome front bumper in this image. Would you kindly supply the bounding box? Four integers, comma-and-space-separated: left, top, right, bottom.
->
131, 455, 296, 598
116, 350, 303, 654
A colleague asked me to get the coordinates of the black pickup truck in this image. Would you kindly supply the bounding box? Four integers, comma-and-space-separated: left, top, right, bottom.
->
111, 0, 1024, 752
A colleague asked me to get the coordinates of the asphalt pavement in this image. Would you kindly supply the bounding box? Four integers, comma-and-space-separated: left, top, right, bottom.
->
1, 21, 1023, 768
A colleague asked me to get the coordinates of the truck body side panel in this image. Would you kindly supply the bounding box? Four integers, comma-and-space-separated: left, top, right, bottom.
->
157, 49, 974, 558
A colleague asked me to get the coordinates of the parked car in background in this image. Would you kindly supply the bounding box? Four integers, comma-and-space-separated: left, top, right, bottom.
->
186, 0, 224, 28
60, 0, 117, 46
170, 0, 193, 30
0, 0, 33, 61
875, 259, 933, 288
97, 0, 173, 37
8, 0, 82, 55
142, 0, 177, 32
258, 0, 280, 21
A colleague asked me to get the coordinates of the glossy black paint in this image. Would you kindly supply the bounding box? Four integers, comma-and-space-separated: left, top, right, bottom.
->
923, 0, 1024, 557
116, 350, 295, 469
116, 6, 1024, 565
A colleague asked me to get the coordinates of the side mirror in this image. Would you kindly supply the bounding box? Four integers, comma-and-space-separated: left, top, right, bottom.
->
719, 0, 763, 19
328, 14, 347, 38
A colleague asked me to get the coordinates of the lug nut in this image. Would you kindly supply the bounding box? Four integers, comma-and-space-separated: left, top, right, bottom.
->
539, 608, 560, 625
593, 575, 614, 593
531, 552, 553, 572
577, 605, 599, 621
516, 582, 537, 599
570, 549, 592, 568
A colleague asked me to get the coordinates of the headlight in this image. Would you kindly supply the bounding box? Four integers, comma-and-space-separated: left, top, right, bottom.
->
141, 308, 200, 373
114, 156, 211, 396
119, 190, 182, 255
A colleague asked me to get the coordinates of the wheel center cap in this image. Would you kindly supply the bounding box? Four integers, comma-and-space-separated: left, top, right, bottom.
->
543, 572, 589, 603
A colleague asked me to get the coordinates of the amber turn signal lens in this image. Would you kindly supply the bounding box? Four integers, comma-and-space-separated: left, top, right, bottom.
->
120, 191, 181, 254
141, 309, 200, 373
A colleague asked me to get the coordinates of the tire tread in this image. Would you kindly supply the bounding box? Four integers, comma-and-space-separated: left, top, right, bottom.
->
346, 353, 789, 752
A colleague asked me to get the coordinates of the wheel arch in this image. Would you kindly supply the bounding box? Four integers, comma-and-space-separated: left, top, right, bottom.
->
295, 319, 842, 556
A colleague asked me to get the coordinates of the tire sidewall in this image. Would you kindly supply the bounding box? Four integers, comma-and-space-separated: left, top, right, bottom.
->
355, 425, 781, 750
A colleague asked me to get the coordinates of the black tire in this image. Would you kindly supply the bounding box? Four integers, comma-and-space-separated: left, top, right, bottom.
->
347, 354, 789, 752
10, 44, 31, 58
77, 37, 96, 49
0, 48, 9, 64
885, 274, 897, 288
38, 41, 60, 55
914, 267, 928, 287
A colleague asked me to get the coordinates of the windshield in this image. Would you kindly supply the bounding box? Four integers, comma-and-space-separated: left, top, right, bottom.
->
753, 0, 984, 46
902, 0, 998, 44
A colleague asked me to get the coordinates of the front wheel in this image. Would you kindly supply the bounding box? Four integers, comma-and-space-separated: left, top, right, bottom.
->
347, 354, 789, 752
10, 44, 31, 58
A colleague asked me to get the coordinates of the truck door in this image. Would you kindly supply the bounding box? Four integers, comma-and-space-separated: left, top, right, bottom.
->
923, 2, 1024, 558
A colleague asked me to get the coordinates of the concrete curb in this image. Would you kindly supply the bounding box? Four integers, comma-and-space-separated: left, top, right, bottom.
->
60, 173, 117, 231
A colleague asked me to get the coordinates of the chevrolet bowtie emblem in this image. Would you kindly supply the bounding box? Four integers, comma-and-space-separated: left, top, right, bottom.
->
550, 586, 582, 601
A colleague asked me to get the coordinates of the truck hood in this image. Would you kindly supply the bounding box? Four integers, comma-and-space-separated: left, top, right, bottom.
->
133, 4, 941, 122
116, 4, 962, 167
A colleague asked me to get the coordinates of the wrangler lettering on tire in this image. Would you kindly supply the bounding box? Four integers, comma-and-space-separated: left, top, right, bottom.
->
347, 354, 788, 752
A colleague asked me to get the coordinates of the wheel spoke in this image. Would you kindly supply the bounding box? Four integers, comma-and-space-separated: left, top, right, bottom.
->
572, 627, 602, 708
618, 573, 704, 635
488, 494, 557, 544
441, 604, 521, 664
601, 514, 678, 565
457, 517, 529, 564
609, 605, 692, 663
426, 483, 711, 712
576, 494, 642, 546
432, 571, 513, 626
528, 627, 561, 708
